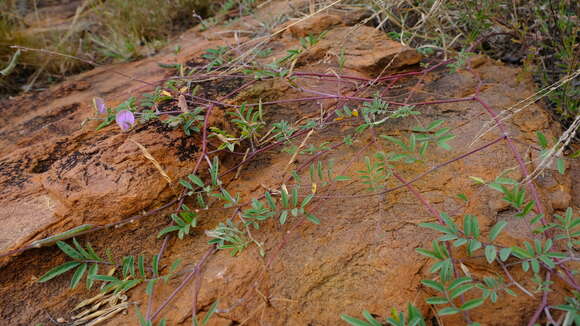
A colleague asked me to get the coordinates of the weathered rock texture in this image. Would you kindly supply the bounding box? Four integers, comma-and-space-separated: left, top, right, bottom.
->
0, 1, 576, 326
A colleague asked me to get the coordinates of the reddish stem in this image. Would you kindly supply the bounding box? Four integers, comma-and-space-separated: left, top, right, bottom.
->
151, 245, 217, 322
527, 272, 551, 326
392, 172, 472, 324
473, 96, 546, 219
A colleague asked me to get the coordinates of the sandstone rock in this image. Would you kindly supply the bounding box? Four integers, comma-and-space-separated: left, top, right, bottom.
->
0, 2, 574, 326
0, 34, 231, 256
550, 188, 572, 210
299, 26, 422, 75
288, 14, 343, 38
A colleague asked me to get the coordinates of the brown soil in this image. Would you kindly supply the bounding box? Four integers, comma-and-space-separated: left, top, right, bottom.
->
0, 1, 577, 325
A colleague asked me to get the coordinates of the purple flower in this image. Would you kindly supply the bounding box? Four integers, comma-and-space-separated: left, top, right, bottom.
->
115, 110, 135, 131
93, 97, 107, 114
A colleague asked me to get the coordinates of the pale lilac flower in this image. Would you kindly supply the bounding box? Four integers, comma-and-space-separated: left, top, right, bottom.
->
115, 110, 135, 131
93, 97, 107, 114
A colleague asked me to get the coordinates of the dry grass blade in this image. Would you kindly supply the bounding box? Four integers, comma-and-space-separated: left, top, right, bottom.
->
283, 129, 314, 175
76, 302, 129, 326
68, 290, 128, 325
471, 69, 580, 147
73, 295, 116, 320
72, 300, 109, 321
72, 292, 107, 312
0, 49, 21, 76
178, 94, 189, 113
525, 114, 580, 183
235, 148, 251, 179
131, 139, 173, 186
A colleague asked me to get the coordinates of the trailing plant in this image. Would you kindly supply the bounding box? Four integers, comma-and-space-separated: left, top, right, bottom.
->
356, 153, 391, 192
381, 120, 455, 163
27, 14, 580, 326
278, 32, 327, 65
37, 239, 103, 289
206, 219, 250, 256
341, 304, 426, 326
157, 204, 198, 239
228, 102, 265, 150
38, 239, 182, 295
202, 46, 232, 72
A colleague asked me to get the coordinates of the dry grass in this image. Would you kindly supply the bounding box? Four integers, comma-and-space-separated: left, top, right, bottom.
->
346, 0, 578, 129
0, 0, 214, 96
